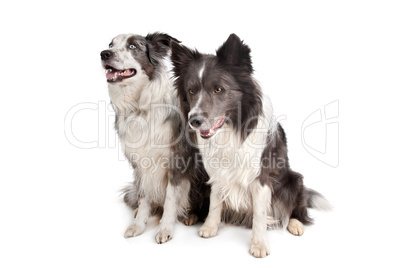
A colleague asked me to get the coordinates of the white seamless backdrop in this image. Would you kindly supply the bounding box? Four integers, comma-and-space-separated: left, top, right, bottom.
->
1, 1, 401, 267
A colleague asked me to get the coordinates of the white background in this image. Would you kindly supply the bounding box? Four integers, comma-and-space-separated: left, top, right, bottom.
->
1, 0, 401, 267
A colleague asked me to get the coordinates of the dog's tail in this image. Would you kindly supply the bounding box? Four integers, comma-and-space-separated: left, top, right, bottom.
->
305, 188, 332, 211
121, 184, 139, 210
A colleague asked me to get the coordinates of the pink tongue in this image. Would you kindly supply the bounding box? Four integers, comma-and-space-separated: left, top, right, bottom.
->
106, 70, 119, 80
106, 69, 134, 80
121, 69, 134, 77
200, 129, 212, 136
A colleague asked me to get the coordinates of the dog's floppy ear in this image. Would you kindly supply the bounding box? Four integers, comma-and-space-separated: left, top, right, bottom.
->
145, 32, 179, 65
216, 33, 253, 73
170, 41, 201, 74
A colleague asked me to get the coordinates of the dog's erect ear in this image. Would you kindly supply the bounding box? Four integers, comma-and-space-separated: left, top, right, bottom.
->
170, 41, 200, 74
216, 34, 253, 73
145, 32, 180, 65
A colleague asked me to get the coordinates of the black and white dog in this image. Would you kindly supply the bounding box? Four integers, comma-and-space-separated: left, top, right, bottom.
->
100, 33, 209, 243
171, 34, 330, 257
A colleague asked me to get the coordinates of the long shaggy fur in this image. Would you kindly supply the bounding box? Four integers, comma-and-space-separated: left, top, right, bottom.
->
100, 33, 210, 242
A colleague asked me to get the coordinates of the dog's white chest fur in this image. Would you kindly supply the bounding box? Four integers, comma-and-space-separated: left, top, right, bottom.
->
109, 70, 176, 205
197, 116, 269, 211
117, 110, 173, 203
117, 110, 173, 161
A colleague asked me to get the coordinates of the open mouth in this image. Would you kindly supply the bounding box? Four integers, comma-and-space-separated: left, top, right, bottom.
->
104, 65, 137, 83
199, 114, 226, 139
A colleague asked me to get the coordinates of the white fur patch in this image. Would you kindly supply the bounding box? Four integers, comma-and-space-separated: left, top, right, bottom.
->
310, 194, 333, 211
250, 183, 271, 257
114, 75, 176, 205
196, 113, 273, 211
188, 92, 204, 119
198, 63, 205, 80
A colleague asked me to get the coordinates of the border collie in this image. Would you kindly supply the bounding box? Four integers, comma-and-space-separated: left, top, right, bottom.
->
100, 33, 209, 243
171, 34, 330, 257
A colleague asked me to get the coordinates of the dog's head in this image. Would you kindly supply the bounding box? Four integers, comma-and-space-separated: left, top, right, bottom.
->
171, 34, 262, 140
100, 33, 178, 84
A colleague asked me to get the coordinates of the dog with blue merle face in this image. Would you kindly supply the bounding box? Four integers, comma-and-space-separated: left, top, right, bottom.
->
100, 32, 209, 244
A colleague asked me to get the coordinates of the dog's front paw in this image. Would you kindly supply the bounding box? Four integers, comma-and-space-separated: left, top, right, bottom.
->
124, 223, 145, 238
155, 228, 173, 244
249, 242, 270, 258
287, 218, 304, 236
199, 224, 218, 238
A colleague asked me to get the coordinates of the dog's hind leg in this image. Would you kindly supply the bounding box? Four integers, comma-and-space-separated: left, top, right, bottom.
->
124, 197, 151, 238
155, 179, 191, 244
287, 218, 304, 236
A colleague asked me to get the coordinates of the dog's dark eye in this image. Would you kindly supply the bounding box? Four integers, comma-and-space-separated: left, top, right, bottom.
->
214, 87, 223, 94
129, 44, 136, 49
109, 43, 113, 48
189, 89, 195, 95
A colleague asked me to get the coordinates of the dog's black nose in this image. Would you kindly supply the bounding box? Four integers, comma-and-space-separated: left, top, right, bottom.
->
101, 50, 112, 60
189, 116, 204, 128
